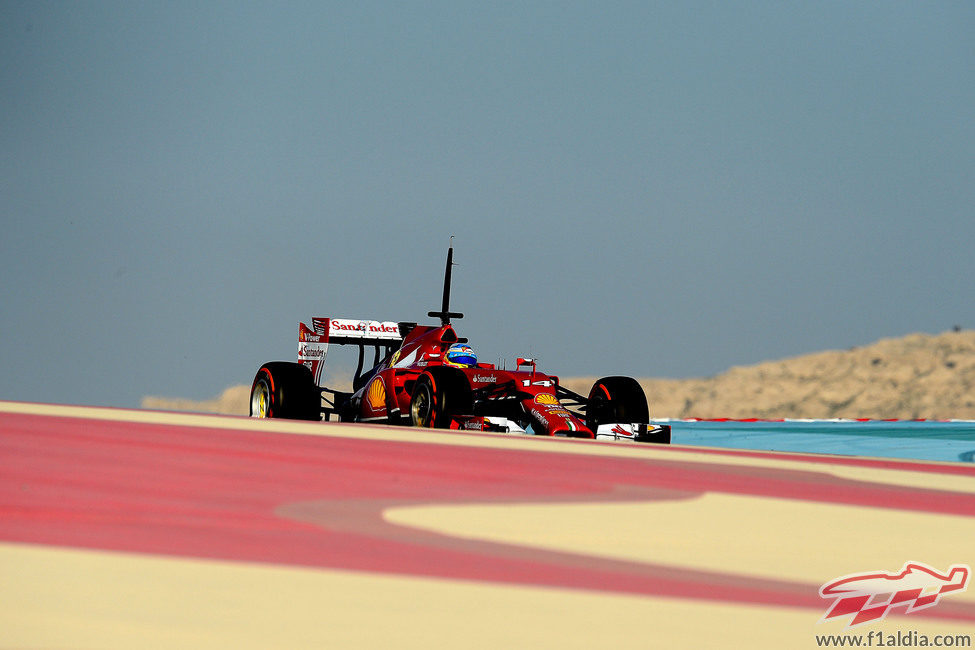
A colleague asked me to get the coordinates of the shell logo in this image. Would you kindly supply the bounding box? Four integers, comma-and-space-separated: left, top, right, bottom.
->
365, 378, 387, 411
534, 393, 559, 405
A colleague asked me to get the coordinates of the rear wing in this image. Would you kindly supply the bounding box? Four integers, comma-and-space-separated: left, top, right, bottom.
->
298, 318, 406, 387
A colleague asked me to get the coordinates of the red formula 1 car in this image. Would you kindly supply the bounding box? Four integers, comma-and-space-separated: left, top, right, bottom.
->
249, 247, 670, 444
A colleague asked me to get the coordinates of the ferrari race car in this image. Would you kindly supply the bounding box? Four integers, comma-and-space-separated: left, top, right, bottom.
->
249, 247, 670, 444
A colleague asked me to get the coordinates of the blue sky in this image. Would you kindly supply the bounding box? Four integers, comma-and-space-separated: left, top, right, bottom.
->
2, 1, 973, 408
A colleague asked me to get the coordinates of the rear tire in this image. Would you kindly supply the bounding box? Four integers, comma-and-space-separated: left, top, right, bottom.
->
410, 369, 473, 429
586, 376, 649, 430
250, 362, 321, 420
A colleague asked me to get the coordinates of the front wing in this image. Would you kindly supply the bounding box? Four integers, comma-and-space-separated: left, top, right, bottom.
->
449, 415, 671, 444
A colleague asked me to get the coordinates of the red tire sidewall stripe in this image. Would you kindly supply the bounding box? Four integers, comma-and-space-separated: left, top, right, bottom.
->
260, 368, 275, 417
427, 374, 438, 427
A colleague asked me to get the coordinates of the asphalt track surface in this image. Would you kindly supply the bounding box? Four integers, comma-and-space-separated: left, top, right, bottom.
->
2, 401, 975, 648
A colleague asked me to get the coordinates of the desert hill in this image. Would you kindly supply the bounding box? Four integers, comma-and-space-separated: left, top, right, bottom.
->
142, 330, 975, 420
563, 329, 974, 420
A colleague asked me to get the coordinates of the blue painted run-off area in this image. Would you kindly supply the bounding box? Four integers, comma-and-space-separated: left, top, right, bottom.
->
664, 420, 975, 464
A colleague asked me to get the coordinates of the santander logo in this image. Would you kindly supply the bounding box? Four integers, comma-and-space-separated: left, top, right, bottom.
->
819, 562, 970, 628
328, 319, 399, 335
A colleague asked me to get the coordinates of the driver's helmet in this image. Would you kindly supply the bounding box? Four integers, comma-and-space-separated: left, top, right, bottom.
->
445, 343, 477, 367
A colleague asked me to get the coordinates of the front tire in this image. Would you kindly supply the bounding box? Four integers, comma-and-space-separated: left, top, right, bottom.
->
586, 376, 649, 430
409, 369, 473, 429
250, 362, 321, 420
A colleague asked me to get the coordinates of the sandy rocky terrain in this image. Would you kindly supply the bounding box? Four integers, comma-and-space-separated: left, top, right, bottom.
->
142, 330, 975, 420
